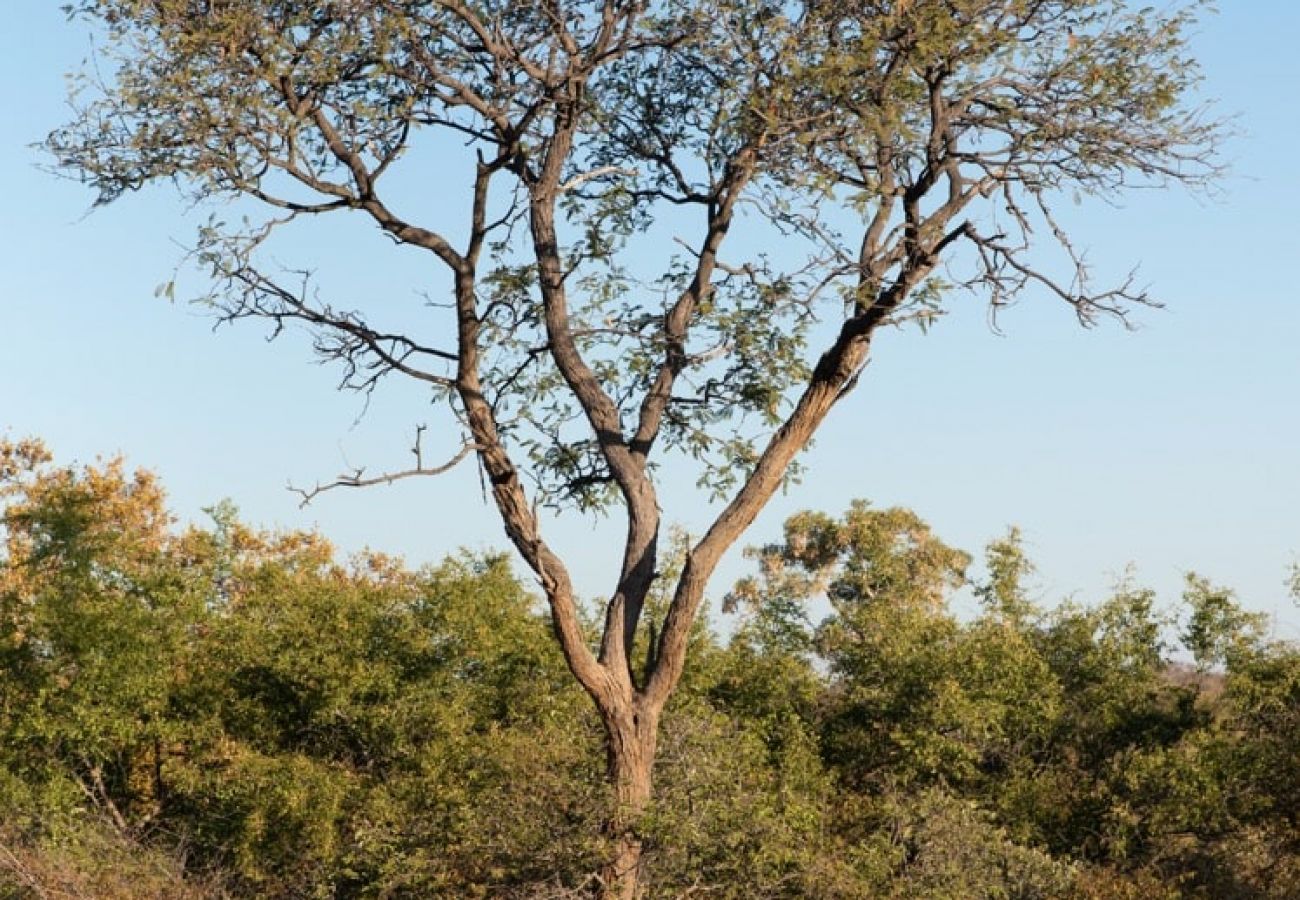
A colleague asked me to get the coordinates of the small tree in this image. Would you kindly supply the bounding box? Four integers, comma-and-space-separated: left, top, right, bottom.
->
49, 1, 1218, 894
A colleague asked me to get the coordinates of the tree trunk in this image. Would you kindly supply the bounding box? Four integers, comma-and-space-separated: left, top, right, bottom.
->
600, 705, 658, 900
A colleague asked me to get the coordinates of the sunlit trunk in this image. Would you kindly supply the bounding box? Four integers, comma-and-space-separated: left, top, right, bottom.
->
599, 706, 658, 900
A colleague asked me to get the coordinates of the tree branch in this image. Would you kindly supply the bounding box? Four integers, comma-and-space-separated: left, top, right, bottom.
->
291, 428, 480, 507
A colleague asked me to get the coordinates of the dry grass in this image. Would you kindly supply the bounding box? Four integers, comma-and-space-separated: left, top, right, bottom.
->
0, 821, 224, 900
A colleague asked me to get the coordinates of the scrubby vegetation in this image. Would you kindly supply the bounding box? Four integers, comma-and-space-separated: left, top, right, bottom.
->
2, 440, 1296, 897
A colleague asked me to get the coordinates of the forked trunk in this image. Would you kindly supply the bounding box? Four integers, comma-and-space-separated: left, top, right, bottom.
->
600, 707, 657, 900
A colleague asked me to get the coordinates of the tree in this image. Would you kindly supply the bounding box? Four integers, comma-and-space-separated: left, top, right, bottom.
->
49, 1, 1219, 893
0, 439, 208, 837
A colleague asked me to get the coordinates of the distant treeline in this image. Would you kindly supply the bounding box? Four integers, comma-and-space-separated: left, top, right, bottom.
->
1, 439, 1297, 898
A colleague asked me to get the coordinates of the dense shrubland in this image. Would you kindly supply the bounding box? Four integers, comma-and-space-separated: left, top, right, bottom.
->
2, 440, 1297, 898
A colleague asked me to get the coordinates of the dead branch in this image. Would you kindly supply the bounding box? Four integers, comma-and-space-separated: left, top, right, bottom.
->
291, 427, 480, 507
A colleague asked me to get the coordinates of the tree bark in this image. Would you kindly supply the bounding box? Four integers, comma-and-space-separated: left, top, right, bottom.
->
599, 703, 658, 900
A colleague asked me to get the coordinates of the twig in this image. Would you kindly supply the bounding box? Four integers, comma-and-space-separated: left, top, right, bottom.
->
291, 427, 480, 506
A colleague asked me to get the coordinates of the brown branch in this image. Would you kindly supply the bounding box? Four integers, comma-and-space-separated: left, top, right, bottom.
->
645, 231, 950, 709
275, 72, 470, 274
630, 147, 758, 462
219, 265, 459, 391
527, 95, 663, 681
291, 429, 480, 507
75, 758, 130, 835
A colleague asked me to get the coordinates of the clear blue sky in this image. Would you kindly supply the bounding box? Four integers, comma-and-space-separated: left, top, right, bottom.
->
2, 3, 1298, 637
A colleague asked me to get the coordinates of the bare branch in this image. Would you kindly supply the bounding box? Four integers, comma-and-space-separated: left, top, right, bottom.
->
291, 428, 480, 507
560, 165, 638, 193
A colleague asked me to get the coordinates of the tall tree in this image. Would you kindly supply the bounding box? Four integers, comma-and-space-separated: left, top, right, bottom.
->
49, 1, 1218, 893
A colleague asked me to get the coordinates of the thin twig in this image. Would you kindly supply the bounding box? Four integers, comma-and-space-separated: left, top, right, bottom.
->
291, 428, 480, 506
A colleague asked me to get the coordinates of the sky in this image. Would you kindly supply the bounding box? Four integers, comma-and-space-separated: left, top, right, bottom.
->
2, 2, 1298, 638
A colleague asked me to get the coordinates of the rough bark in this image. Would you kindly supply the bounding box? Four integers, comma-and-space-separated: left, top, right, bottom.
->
599, 703, 659, 900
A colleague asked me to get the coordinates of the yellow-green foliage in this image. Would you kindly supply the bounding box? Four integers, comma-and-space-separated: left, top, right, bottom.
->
3, 442, 1298, 897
